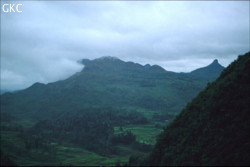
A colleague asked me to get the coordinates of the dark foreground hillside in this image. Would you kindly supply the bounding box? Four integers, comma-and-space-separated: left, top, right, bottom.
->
143, 52, 250, 166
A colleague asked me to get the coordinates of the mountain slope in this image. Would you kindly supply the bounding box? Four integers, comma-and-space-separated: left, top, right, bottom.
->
188, 59, 225, 81
1, 57, 219, 122
0, 56, 228, 166
146, 52, 250, 166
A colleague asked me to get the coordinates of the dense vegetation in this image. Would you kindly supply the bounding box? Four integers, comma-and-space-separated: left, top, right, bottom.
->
0, 56, 224, 166
142, 52, 250, 166
1, 56, 223, 121
1, 107, 154, 166
24, 108, 152, 155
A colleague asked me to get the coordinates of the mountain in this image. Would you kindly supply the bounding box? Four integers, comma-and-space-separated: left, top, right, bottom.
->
144, 52, 250, 166
78, 56, 169, 76
0, 56, 225, 166
0, 90, 9, 95
188, 59, 225, 81
1, 57, 220, 122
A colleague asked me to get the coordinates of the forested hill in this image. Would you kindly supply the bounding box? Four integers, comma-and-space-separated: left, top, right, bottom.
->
144, 52, 250, 166
1, 57, 223, 122
0, 56, 229, 166
188, 59, 225, 81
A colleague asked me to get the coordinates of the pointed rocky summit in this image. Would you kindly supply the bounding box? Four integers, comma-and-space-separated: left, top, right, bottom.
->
189, 59, 225, 81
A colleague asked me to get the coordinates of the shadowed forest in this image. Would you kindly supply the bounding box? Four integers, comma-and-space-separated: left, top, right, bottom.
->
1, 52, 249, 166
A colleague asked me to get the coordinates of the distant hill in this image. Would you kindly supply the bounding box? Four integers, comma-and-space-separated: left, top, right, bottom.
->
78, 56, 170, 76
144, 52, 250, 166
188, 59, 225, 81
0, 90, 8, 95
0, 57, 223, 122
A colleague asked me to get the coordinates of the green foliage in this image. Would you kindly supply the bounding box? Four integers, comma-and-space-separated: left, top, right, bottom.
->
0, 56, 225, 166
110, 130, 136, 145
0, 151, 17, 166
115, 124, 164, 145
23, 107, 149, 156
1, 57, 214, 122
147, 52, 250, 166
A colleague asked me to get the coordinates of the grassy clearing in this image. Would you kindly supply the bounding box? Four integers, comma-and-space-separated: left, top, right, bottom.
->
54, 144, 132, 166
56, 146, 105, 166
1, 131, 131, 166
123, 106, 161, 119
114, 124, 163, 145
14, 119, 36, 129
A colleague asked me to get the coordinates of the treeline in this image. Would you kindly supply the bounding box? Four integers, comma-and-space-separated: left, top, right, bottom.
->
23, 107, 151, 155
142, 52, 250, 166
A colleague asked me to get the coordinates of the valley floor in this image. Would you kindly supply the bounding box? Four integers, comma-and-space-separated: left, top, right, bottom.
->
1, 121, 164, 166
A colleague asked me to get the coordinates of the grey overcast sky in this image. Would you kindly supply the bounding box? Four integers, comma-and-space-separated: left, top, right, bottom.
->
1, 1, 249, 91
